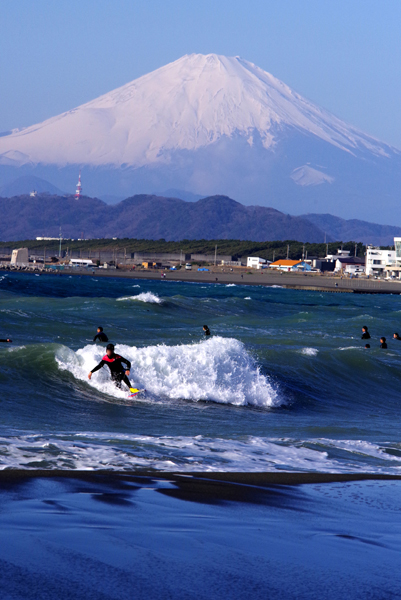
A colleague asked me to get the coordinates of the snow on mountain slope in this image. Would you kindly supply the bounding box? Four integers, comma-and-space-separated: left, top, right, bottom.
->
0, 53, 394, 168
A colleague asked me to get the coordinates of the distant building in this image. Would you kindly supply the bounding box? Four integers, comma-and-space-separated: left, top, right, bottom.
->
335, 257, 365, 274
269, 259, 311, 272
247, 257, 267, 269
30, 190, 38, 197
10, 248, 29, 266
365, 246, 395, 277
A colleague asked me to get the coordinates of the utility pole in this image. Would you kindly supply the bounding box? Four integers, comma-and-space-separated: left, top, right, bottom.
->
302, 244, 305, 261
326, 243, 329, 257
355, 243, 357, 257
59, 226, 62, 258
273, 250, 275, 262
287, 244, 289, 259
214, 244, 217, 266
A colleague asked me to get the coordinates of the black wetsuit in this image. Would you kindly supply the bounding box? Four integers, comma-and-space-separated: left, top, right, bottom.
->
0, 339, 11, 343
203, 327, 211, 337
361, 332, 371, 340
380, 342, 387, 349
93, 332, 109, 342
91, 353, 131, 389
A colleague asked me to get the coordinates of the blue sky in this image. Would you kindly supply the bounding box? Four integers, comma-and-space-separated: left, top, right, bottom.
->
1, 0, 401, 147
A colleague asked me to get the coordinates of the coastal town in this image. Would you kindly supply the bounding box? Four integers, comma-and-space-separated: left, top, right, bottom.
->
3, 239, 401, 281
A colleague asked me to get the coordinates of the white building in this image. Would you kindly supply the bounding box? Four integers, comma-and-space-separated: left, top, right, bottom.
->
247, 257, 267, 269
10, 248, 29, 266
365, 246, 395, 277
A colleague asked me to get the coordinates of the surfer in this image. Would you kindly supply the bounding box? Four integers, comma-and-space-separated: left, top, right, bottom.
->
0, 338, 12, 342
88, 343, 135, 391
393, 333, 401, 340
361, 326, 371, 340
203, 325, 211, 337
380, 337, 387, 349
364, 344, 370, 349
93, 326, 108, 343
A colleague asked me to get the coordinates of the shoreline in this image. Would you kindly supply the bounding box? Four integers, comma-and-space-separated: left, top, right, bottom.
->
3, 265, 401, 294
1, 469, 400, 486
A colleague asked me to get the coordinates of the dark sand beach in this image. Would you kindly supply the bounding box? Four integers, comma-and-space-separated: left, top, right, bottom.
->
7, 265, 401, 294
1, 471, 400, 600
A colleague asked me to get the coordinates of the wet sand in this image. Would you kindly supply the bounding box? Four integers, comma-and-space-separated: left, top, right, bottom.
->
0, 471, 401, 599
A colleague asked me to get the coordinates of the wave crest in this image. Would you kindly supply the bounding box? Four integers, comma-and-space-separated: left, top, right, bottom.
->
56, 337, 280, 407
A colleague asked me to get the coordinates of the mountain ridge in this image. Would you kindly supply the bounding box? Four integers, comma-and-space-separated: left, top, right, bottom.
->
0, 192, 399, 245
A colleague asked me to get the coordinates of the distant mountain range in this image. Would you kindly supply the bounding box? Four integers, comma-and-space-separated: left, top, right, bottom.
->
0, 194, 323, 242
0, 192, 399, 245
0, 175, 65, 197
0, 53, 400, 223
301, 214, 401, 247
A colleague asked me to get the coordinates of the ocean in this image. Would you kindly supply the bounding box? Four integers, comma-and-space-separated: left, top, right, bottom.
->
1, 270, 401, 474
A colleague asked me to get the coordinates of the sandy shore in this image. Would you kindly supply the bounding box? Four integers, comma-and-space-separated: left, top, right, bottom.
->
1, 470, 400, 599
4, 264, 401, 293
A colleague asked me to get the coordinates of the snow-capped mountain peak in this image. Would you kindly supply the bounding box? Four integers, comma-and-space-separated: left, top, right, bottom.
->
0, 53, 392, 168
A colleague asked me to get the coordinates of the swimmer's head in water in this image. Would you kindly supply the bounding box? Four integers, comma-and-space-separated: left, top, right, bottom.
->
106, 343, 115, 356
362, 326, 368, 332
380, 337, 386, 343
365, 344, 370, 348
394, 333, 400, 339
98, 326, 103, 332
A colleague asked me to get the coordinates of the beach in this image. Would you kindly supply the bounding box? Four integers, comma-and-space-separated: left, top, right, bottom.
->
3, 264, 401, 294
1, 471, 401, 599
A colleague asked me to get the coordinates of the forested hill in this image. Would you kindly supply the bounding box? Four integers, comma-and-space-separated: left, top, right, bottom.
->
0, 194, 325, 242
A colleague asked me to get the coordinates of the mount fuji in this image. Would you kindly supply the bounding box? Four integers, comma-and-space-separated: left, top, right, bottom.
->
0, 53, 400, 223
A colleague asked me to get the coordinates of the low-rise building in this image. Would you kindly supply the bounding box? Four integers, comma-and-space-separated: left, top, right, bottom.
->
247, 257, 267, 269
269, 259, 311, 272
335, 257, 365, 273
10, 248, 29, 266
365, 246, 395, 277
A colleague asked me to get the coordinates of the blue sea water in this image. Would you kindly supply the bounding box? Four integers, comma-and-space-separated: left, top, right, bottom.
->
1, 271, 401, 473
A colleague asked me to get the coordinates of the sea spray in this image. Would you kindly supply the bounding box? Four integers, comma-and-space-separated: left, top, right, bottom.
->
117, 292, 163, 304
56, 336, 280, 407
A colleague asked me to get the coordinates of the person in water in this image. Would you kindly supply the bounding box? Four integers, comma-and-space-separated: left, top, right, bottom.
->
203, 325, 211, 337
365, 344, 370, 349
88, 343, 135, 391
361, 326, 371, 340
394, 333, 401, 340
380, 337, 387, 349
0, 338, 12, 343
93, 326, 108, 343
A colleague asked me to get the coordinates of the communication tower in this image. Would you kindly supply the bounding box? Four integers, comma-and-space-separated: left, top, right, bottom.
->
74, 171, 82, 199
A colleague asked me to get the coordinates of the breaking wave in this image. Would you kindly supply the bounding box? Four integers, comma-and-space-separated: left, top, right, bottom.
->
1, 434, 401, 472
117, 292, 163, 304
56, 336, 280, 407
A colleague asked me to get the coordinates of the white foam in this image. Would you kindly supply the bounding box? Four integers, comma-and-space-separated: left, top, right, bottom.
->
117, 292, 162, 304
56, 337, 280, 407
1, 434, 400, 473
244, 296, 252, 300
300, 347, 319, 356
225, 283, 236, 287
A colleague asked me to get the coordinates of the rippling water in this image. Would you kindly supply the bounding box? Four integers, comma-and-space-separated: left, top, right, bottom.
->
1, 271, 401, 472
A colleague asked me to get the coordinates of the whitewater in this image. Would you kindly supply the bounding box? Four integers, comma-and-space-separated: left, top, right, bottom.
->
1, 271, 401, 473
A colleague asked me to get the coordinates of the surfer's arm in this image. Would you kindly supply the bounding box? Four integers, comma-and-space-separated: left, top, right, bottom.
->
119, 356, 131, 374
89, 360, 105, 378
120, 356, 131, 370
